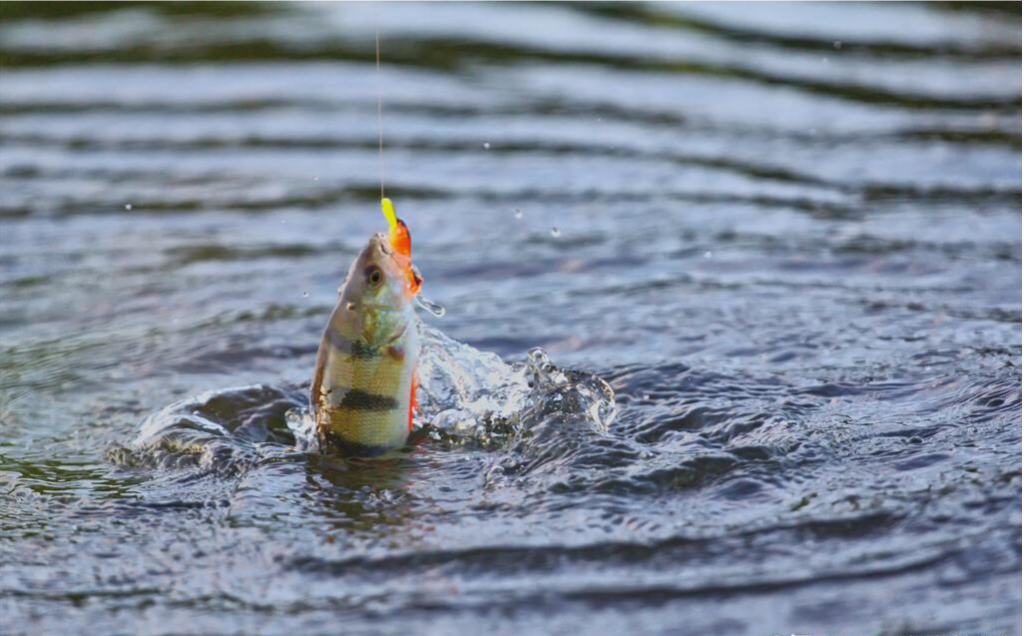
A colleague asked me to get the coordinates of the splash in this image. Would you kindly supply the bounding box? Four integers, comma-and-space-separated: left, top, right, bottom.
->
414, 293, 446, 318
112, 384, 306, 473
120, 322, 615, 465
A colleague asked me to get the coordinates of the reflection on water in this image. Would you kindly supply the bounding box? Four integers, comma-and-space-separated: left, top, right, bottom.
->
1, 2, 1020, 635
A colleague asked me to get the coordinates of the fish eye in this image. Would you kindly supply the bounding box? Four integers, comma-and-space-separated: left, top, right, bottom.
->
365, 266, 384, 288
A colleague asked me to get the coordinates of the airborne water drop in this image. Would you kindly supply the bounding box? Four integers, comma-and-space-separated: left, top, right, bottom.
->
416, 294, 446, 317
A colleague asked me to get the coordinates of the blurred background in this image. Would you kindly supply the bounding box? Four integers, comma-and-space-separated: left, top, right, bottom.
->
1, 3, 1020, 636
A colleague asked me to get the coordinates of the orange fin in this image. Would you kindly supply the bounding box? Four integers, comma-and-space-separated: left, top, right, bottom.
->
391, 218, 412, 259
408, 371, 418, 431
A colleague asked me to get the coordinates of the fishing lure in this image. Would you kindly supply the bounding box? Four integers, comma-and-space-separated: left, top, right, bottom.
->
310, 198, 422, 455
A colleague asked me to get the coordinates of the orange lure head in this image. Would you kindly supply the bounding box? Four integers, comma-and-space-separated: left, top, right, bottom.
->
381, 198, 422, 296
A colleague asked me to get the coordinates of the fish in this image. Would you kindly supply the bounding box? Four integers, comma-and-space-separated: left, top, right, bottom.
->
311, 199, 422, 456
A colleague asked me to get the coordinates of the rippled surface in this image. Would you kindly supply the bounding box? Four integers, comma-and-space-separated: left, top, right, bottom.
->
1, 3, 1021, 634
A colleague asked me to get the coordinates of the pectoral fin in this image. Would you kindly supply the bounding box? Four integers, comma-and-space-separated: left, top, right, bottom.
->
408, 370, 418, 431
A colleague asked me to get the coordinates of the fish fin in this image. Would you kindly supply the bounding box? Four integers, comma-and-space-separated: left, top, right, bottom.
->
408, 371, 418, 431
391, 218, 412, 259
407, 263, 422, 296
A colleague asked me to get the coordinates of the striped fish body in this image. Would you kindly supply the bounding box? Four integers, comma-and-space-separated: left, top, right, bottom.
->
311, 233, 419, 456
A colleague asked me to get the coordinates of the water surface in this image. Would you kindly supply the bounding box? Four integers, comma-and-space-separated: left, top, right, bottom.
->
1, 3, 1021, 635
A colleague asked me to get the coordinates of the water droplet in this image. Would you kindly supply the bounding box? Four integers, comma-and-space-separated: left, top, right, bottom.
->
514, 209, 523, 220
313, 176, 319, 181
415, 294, 446, 317
550, 227, 561, 238
528, 347, 550, 367
704, 251, 712, 259
833, 40, 842, 50
821, 57, 829, 64
483, 142, 490, 150
124, 203, 132, 211
302, 291, 309, 298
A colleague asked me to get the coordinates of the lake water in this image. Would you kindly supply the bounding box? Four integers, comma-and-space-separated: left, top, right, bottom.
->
1, 2, 1021, 635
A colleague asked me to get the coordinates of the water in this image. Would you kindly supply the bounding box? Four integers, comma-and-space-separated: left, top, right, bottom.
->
1, 2, 1020, 634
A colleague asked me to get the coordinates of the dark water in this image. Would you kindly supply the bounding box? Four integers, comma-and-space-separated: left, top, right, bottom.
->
1, 3, 1021, 635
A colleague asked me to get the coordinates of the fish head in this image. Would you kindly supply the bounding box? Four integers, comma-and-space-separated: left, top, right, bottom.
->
339, 232, 419, 347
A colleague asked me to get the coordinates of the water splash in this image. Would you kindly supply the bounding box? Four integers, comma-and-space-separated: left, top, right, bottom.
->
415, 294, 446, 318
123, 322, 615, 464
523, 347, 616, 433
116, 384, 306, 472
413, 323, 531, 447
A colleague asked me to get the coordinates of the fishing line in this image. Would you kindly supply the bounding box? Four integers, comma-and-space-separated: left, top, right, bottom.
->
374, 7, 385, 200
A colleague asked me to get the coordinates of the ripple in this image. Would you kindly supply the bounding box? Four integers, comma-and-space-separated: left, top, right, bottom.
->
1, 2, 1020, 634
